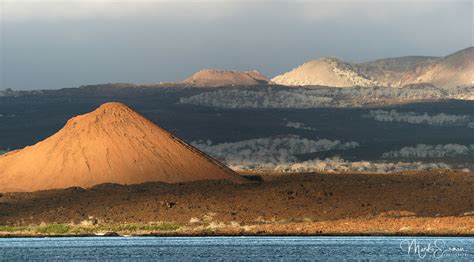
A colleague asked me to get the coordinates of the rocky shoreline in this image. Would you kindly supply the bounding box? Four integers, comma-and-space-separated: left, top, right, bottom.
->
1, 216, 473, 237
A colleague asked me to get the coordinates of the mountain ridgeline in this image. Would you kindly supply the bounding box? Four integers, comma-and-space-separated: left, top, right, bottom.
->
272, 47, 473, 88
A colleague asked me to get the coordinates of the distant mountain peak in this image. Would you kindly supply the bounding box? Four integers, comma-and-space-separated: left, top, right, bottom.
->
272, 57, 378, 87
183, 69, 270, 87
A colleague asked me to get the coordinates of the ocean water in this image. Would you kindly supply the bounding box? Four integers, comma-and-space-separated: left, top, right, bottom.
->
0, 236, 472, 261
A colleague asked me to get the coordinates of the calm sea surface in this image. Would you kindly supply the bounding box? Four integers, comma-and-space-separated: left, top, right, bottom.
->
0, 236, 472, 261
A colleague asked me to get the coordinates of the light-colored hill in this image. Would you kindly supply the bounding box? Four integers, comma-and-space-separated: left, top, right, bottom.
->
272, 47, 474, 88
183, 69, 270, 87
0, 102, 246, 192
272, 58, 379, 87
417, 47, 474, 88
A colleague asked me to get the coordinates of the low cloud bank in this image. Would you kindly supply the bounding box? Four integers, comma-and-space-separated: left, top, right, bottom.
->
228, 158, 450, 174
180, 86, 474, 109
192, 136, 450, 173
0, 114, 16, 118
365, 110, 473, 127
285, 121, 316, 131
181, 88, 334, 108
192, 135, 359, 165
382, 144, 474, 158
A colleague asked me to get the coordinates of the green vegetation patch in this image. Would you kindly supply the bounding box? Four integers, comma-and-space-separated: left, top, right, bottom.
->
0, 226, 30, 232
0, 223, 180, 235
35, 224, 71, 234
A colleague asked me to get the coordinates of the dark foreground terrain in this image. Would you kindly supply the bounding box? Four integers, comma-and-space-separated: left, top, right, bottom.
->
2, 86, 474, 164
0, 171, 473, 236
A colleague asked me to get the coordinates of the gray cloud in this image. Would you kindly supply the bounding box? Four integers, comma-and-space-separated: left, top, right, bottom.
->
285, 121, 316, 131
1, 0, 472, 90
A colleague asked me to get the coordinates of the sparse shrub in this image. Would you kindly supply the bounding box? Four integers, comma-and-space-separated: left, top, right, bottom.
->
98, 223, 180, 232
230, 221, 241, 227
207, 222, 226, 230
80, 219, 94, 227
189, 217, 201, 224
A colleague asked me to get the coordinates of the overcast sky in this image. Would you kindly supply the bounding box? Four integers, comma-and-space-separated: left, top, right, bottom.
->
0, 0, 473, 90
